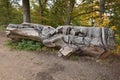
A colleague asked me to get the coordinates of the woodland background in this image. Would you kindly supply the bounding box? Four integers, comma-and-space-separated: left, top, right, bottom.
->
0, 0, 120, 53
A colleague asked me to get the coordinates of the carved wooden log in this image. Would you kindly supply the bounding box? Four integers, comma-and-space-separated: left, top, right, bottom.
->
6, 23, 115, 60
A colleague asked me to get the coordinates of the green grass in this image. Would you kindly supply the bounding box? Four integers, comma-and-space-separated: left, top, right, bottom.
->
69, 54, 79, 61
6, 39, 80, 60
6, 39, 44, 51
0, 25, 6, 31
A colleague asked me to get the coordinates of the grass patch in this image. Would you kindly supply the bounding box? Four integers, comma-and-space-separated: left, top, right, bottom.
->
40, 47, 57, 53
0, 25, 6, 31
69, 54, 79, 61
6, 39, 44, 51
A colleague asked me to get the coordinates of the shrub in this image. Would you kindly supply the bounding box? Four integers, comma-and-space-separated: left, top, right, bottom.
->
112, 34, 120, 54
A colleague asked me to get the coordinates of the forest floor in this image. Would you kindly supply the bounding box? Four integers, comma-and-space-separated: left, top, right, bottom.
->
0, 31, 120, 80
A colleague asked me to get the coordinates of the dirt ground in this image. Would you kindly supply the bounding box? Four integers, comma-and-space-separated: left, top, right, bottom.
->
0, 31, 120, 80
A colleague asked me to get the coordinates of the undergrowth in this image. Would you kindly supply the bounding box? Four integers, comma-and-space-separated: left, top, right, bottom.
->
0, 25, 6, 31
6, 39, 44, 51
113, 35, 120, 54
69, 54, 79, 61
6, 39, 80, 61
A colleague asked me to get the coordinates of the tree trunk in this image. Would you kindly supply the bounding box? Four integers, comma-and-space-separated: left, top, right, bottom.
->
38, 0, 43, 23
99, 0, 105, 18
38, 0, 47, 23
65, 0, 75, 25
22, 0, 31, 23
6, 0, 10, 25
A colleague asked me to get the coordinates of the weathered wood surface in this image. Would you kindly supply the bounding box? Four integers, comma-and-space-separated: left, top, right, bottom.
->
6, 23, 115, 60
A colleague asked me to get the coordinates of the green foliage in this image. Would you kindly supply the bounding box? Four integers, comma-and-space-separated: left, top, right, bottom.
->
0, 0, 10, 25
6, 40, 17, 49
115, 36, 120, 45
0, 0, 120, 34
0, 25, 6, 30
6, 40, 44, 51
0, 0, 22, 26
69, 54, 79, 61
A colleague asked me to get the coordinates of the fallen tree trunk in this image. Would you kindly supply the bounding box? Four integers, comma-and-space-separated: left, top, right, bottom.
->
6, 23, 115, 60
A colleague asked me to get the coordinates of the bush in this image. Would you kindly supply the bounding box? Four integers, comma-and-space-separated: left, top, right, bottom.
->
6, 39, 44, 51
112, 34, 120, 54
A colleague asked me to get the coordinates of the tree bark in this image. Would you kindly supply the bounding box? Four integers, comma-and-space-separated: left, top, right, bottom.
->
38, 0, 48, 23
6, 0, 10, 25
22, 0, 31, 23
65, 0, 75, 25
99, 0, 105, 18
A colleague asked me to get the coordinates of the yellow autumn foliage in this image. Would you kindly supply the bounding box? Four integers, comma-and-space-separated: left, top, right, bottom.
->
118, 45, 120, 49
102, 14, 108, 19
111, 26, 117, 30
95, 14, 120, 54
115, 45, 120, 54
95, 13, 111, 28
114, 36, 120, 54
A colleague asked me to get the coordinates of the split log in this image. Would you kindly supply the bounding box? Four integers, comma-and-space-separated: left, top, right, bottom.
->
6, 23, 115, 60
